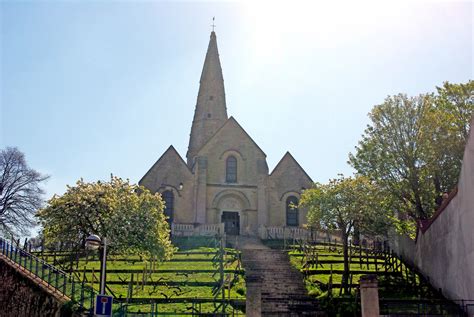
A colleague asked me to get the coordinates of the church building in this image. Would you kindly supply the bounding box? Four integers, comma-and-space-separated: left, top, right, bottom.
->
139, 31, 313, 237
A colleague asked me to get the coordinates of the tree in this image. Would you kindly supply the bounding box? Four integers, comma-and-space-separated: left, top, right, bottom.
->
37, 176, 174, 259
0, 147, 49, 236
349, 94, 435, 221
300, 175, 387, 295
436, 80, 474, 141
423, 81, 474, 203
349, 83, 473, 227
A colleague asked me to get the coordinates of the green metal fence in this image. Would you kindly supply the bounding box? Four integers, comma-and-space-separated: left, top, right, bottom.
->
0, 237, 96, 314
112, 298, 245, 316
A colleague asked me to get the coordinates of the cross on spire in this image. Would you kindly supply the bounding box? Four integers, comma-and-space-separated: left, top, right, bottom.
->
211, 17, 216, 32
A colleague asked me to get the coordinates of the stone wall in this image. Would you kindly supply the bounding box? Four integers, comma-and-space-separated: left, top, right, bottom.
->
139, 145, 195, 223
0, 256, 65, 317
268, 152, 313, 227
390, 117, 474, 304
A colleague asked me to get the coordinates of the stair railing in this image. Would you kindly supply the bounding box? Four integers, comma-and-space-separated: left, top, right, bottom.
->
0, 237, 95, 311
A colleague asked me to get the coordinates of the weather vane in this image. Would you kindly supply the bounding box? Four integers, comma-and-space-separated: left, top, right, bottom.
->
211, 17, 216, 32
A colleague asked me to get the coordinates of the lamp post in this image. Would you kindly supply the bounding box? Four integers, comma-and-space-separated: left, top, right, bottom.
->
85, 234, 107, 295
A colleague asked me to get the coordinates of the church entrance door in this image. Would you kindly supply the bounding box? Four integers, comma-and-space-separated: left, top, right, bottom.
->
221, 211, 240, 235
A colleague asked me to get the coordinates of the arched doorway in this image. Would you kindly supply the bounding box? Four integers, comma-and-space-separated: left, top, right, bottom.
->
211, 190, 251, 236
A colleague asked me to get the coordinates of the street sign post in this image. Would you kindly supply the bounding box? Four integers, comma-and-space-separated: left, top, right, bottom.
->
94, 294, 113, 317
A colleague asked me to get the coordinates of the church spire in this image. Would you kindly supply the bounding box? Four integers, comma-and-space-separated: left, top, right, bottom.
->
186, 31, 228, 166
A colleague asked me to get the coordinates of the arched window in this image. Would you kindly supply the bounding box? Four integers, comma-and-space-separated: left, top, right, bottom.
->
286, 196, 299, 227
226, 156, 237, 183
162, 190, 174, 223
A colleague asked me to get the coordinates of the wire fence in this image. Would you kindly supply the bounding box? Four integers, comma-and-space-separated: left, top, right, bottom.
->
1, 236, 245, 316
113, 298, 245, 316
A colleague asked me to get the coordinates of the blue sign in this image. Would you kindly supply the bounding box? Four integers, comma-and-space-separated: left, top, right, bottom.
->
95, 295, 113, 317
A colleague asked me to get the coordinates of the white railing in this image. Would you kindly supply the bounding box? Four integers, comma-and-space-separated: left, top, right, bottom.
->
171, 223, 224, 236
172, 223, 341, 242
259, 226, 341, 242
196, 223, 224, 236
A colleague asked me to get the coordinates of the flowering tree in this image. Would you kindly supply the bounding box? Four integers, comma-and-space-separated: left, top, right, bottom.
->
37, 176, 174, 259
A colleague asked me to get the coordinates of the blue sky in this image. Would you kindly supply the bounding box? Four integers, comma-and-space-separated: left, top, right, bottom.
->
1, 0, 472, 200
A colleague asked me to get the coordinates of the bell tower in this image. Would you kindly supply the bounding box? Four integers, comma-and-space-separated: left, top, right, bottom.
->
186, 31, 228, 167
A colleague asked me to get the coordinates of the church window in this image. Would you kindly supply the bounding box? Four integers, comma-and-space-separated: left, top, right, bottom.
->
226, 156, 237, 183
209, 96, 214, 100
207, 113, 212, 118
286, 196, 299, 227
162, 190, 174, 224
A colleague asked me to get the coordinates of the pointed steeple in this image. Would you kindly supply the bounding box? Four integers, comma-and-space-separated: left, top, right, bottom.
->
186, 31, 228, 167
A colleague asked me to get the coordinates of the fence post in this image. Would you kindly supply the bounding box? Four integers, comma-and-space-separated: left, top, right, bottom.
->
55, 269, 59, 290
90, 288, 94, 313
79, 281, 85, 310
71, 279, 75, 301
47, 267, 51, 285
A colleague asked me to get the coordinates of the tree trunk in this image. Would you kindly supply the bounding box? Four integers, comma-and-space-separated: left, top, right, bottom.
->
433, 175, 443, 206
413, 190, 426, 219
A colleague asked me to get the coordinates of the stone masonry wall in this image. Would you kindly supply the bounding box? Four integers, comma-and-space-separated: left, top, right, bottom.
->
0, 257, 64, 317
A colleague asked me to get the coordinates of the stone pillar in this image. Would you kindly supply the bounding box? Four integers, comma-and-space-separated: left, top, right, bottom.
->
195, 157, 207, 223
245, 274, 263, 317
360, 274, 379, 317
257, 159, 269, 228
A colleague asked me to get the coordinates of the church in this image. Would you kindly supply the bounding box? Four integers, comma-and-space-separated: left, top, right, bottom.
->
139, 31, 313, 237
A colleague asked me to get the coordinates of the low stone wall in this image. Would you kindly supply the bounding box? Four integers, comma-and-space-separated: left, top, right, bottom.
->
0, 256, 65, 317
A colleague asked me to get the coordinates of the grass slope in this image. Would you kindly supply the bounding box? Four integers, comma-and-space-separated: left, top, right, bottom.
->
37, 239, 246, 315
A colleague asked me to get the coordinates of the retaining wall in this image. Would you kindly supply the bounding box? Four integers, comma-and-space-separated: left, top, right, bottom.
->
390, 117, 474, 302
0, 256, 66, 317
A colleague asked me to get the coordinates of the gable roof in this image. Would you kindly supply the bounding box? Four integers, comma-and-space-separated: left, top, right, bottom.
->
270, 151, 313, 183
139, 145, 192, 184
195, 116, 267, 158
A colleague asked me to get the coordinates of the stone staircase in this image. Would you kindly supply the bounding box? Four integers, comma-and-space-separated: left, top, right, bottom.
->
232, 236, 325, 316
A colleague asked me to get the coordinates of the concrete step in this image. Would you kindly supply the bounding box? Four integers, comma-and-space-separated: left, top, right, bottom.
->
240, 245, 325, 315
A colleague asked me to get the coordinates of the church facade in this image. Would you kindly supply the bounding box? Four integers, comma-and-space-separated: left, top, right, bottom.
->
139, 31, 313, 237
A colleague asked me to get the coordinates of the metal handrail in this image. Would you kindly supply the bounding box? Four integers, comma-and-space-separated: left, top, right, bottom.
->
0, 237, 95, 311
